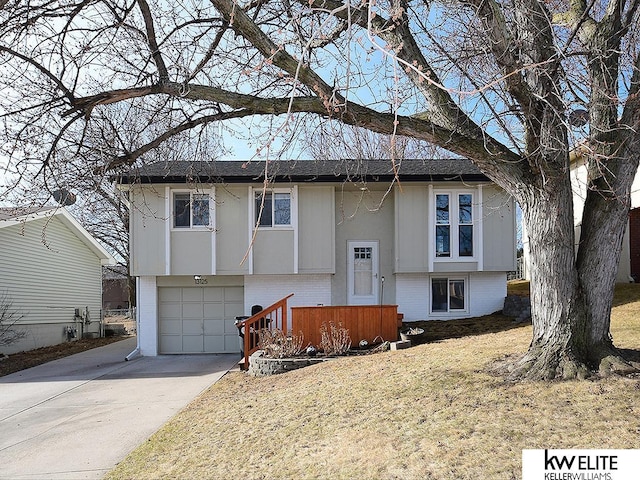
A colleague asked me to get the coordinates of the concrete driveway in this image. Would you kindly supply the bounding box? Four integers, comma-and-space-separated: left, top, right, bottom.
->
0, 337, 239, 480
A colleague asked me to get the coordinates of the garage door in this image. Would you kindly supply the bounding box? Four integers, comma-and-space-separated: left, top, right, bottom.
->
158, 286, 244, 354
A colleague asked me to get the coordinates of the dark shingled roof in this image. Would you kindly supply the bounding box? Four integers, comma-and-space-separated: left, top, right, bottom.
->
116, 159, 488, 184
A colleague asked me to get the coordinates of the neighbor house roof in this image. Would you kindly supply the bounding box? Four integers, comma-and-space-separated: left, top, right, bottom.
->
115, 159, 489, 184
0, 206, 54, 221
0, 206, 116, 266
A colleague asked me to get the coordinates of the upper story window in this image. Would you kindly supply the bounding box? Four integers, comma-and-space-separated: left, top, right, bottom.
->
255, 191, 291, 227
435, 192, 474, 258
173, 192, 210, 228
435, 194, 451, 257
458, 194, 473, 256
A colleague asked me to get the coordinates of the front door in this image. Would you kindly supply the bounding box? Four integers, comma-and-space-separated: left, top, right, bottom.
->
347, 241, 379, 305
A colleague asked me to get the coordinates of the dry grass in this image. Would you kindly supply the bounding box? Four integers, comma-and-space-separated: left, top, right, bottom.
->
106, 284, 640, 480
506, 279, 531, 297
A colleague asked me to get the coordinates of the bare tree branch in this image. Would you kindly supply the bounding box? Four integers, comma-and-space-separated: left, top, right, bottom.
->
136, 0, 169, 82
188, 21, 230, 81
69, 80, 518, 171
0, 46, 75, 104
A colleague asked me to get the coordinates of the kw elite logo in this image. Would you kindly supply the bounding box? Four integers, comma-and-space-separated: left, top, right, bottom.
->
544, 450, 616, 480
522, 449, 640, 480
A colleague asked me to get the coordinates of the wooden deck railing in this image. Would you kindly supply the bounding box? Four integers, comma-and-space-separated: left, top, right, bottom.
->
237, 293, 294, 370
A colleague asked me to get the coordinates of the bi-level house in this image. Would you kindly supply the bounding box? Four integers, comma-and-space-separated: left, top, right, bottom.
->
117, 159, 516, 356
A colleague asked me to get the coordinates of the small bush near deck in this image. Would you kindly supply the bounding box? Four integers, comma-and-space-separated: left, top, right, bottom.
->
257, 329, 306, 358
320, 321, 351, 355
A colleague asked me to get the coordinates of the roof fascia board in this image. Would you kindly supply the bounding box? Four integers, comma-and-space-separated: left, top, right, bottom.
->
123, 173, 489, 185
0, 207, 58, 229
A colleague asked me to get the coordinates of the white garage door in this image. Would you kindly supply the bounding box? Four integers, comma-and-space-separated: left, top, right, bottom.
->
158, 286, 244, 354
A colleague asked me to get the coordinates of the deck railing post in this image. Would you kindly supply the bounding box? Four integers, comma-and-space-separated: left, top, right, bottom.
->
244, 326, 251, 368
282, 302, 288, 336
239, 293, 294, 370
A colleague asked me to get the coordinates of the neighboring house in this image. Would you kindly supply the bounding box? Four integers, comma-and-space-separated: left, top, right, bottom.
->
572, 153, 640, 283
522, 152, 640, 283
117, 159, 516, 356
0, 207, 115, 354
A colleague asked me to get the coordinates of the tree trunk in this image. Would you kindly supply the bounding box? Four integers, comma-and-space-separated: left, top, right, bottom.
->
575, 158, 639, 375
513, 158, 639, 380
513, 182, 591, 380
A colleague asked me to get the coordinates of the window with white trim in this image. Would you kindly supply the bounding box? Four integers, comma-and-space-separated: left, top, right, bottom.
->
173, 192, 210, 228
458, 194, 473, 256
434, 191, 474, 258
431, 277, 467, 313
255, 190, 291, 227
435, 194, 451, 257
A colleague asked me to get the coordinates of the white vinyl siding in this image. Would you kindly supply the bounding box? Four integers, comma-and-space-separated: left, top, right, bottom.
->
0, 215, 105, 354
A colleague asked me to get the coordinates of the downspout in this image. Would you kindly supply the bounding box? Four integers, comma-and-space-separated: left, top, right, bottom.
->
125, 277, 141, 361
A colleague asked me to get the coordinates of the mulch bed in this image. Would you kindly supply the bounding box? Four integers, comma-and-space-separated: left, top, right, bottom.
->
405, 313, 528, 344
0, 336, 131, 377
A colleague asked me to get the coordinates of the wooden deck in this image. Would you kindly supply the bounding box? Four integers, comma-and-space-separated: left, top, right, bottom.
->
291, 305, 400, 347
238, 294, 293, 370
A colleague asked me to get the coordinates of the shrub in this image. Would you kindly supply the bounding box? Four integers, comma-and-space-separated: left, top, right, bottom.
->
257, 328, 306, 358
0, 290, 26, 347
320, 321, 351, 356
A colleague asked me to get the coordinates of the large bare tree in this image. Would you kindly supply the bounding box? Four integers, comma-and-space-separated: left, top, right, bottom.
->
1, 0, 639, 379
303, 122, 450, 161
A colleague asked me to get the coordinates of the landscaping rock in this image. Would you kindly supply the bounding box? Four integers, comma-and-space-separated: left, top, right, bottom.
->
503, 295, 531, 323
390, 340, 411, 350
247, 350, 334, 376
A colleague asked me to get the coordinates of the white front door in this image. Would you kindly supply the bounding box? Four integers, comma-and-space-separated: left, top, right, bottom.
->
347, 241, 379, 305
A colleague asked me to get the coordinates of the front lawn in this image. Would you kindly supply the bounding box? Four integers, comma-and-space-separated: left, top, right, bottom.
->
106, 283, 640, 480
